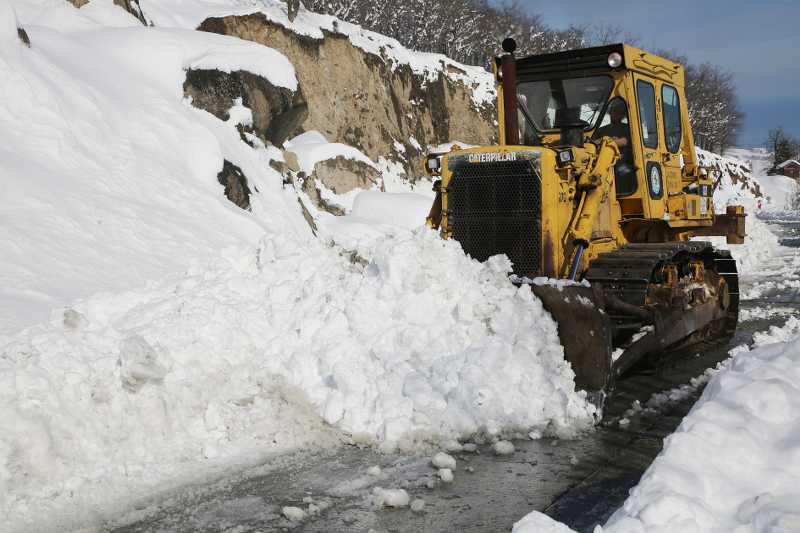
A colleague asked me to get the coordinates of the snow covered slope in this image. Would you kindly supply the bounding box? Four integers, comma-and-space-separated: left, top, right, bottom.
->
0, 0, 305, 335
726, 147, 798, 211
1, 2, 593, 530
696, 148, 796, 276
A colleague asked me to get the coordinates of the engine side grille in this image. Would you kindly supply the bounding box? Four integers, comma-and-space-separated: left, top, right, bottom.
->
447, 159, 542, 278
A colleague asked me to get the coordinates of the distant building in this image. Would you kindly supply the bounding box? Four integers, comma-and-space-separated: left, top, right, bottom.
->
776, 159, 800, 179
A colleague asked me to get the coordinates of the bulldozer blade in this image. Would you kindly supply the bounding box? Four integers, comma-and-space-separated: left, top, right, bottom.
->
529, 284, 613, 392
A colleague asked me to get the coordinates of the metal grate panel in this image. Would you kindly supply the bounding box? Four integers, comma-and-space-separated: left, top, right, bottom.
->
447, 159, 542, 278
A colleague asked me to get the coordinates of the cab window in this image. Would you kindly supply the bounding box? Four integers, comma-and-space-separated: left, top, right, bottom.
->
636, 80, 658, 148
661, 84, 682, 153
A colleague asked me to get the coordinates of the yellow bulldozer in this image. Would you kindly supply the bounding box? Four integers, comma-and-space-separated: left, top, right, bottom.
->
425, 40, 746, 399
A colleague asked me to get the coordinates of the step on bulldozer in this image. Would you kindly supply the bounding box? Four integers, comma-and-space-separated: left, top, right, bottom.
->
425, 40, 746, 401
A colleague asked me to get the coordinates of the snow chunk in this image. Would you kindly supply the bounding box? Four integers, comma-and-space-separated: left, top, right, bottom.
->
410, 498, 426, 513
372, 487, 410, 508
282, 506, 306, 521
513, 511, 578, 533
431, 452, 456, 470
118, 335, 167, 392
367, 465, 382, 477
285, 130, 378, 174
438, 468, 454, 483
493, 440, 515, 455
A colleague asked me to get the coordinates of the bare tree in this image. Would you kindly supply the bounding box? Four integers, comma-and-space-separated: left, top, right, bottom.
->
287, 0, 300, 21
767, 127, 799, 169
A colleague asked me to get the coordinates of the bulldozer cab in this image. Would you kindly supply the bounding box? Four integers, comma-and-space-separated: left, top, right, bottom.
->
507, 43, 712, 227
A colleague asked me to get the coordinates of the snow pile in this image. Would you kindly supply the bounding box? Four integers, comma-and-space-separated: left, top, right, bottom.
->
1, 2, 593, 530
139, 0, 495, 109
1, 223, 597, 530
351, 190, 433, 229
514, 317, 800, 533
1, 229, 594, 529
597, 317, 800, 533
316, 189, 434, 257
285, 130, 377, 175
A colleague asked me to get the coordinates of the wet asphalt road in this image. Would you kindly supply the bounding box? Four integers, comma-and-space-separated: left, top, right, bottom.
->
110, 215, 800, 533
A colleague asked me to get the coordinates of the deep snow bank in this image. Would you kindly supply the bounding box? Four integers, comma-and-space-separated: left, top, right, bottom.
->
599, 317, 800, 533
514, 317, 800, 533
2, 230, 594, 531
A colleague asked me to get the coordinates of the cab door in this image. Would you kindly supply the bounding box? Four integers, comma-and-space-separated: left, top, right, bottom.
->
659, 83, 685, 216
633, 75, 665, 219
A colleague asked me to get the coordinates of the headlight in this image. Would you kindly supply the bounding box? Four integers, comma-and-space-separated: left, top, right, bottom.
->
607, 52, 623, 68
558, 149, 574, 164
425, 155, 442, 175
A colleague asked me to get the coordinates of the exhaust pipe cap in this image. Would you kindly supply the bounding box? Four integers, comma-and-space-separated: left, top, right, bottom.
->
502, 37, 517, 54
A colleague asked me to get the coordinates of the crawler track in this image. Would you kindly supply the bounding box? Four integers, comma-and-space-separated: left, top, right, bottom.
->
584, 241, 739, 377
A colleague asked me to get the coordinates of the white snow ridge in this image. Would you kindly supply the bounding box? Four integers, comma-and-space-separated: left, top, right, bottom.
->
0, 1, 593, 530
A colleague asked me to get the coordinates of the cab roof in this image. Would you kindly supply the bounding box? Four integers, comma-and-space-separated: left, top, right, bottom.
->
507, 43, 685, 86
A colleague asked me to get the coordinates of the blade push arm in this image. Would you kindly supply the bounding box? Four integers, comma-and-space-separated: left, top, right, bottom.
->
564, 138, 620, 276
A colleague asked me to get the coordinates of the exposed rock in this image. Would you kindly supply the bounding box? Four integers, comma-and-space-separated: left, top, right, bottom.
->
217, 160, 251, 210
196, 13, 496, 181
113, 0, 147, 25
297, 196, 318, 234
17, 27, 29, 47
312, 156, 379, 196
299, 173, 344, 217
183, 68, 307, 147
283, 150, 300, 173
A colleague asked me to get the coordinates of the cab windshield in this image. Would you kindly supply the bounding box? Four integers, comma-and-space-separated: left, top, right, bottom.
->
517, 76, 615, 132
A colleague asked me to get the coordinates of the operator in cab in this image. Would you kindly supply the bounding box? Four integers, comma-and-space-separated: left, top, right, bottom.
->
595, 98, 636, 193
595, 98, 630, 148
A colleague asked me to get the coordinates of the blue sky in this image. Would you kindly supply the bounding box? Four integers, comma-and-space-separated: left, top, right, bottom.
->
515, 0, 800, 148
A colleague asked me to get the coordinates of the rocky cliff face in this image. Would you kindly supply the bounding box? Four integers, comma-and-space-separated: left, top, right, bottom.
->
68, 0, 496, 215
195, 13, 496, 181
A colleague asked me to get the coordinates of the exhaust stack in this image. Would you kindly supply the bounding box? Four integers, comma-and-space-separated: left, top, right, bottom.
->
500, 38, 519, 145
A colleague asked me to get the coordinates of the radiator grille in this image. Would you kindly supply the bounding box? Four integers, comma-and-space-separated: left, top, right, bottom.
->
447, 159, 542, 278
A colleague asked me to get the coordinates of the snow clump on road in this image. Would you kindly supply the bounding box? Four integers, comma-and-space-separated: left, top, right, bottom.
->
493, 440, 516, 455
438, 469, 454, 483
431, 452, 457, 470
372, 487, 410, 508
